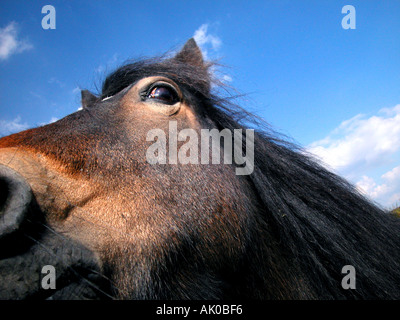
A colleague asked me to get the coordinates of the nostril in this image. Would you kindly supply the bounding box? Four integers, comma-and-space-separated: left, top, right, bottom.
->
0, 164, 34, 240
0, 164, 44, 259
0, 177, 9, 212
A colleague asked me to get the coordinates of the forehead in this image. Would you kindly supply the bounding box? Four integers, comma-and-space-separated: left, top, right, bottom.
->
101, 62, 178, 97
101, 59, 210, 100
101, 76, 181, 102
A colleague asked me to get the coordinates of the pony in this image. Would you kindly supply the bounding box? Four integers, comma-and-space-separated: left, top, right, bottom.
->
0, 39, 399, 299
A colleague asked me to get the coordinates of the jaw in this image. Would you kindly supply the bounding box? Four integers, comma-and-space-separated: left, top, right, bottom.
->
0, 229, 110, 300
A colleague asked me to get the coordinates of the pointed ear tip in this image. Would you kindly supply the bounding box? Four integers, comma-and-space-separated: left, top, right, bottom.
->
81, 89, 95, 96
172, 38, 205, 66
81, 90, 98, 101
184, 38, 200, 50
187, 38, 197, 45
81, 89, 92, 96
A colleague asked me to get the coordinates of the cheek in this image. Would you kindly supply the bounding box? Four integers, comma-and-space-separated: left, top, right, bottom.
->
182, 105, 202, 130
113, 97, 203, 170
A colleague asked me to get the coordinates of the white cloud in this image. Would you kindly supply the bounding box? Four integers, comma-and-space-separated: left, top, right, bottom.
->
222, 75, 233, 83
0, 116, 59, 137
72, 86, 81, 94
356, 166, 400, 208
49, 117, 59, 123
192, 24, 233, 84
356, 175, 389, 200
0, 22, 33, 61
193, 24, 222, 60
95, 64, 105, 74
95, 53, 119, 74
39, 116, 59, 126
308, 104, 400, 173
379, 104, 400, 117
382, 165, 400, 181
307, 104, 400, 208
193, 24, 221, 52
0, 116, 30, 137
48, 77, 65, 88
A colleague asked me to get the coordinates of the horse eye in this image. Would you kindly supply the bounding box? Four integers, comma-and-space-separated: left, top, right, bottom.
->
146, 86, 179, 105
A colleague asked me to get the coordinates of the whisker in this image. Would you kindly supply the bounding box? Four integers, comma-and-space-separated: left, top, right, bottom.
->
25, 218, 124, 296
24, 234, 116, 300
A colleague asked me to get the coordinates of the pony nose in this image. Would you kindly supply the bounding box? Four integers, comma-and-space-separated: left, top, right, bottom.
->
0, 164, 35, 240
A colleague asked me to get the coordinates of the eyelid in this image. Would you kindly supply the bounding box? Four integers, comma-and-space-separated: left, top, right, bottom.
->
141, 80, 182, 102
136, 78, 182, 116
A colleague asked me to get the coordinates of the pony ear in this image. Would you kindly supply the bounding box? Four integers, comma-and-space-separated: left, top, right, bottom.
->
81, 90, 97, 109
174, 38, 204, 67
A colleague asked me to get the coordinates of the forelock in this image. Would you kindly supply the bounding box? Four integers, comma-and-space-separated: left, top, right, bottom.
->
101, 56, 213, 100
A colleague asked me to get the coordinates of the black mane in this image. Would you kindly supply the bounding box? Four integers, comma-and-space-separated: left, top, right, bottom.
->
99, 52, 400, 299
101, 56, 212, 100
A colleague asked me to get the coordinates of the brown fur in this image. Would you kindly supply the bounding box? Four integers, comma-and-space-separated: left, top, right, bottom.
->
0, 52, 260, 298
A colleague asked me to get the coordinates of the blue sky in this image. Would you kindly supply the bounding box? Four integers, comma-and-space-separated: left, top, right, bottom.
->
1, 0, 399, 208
